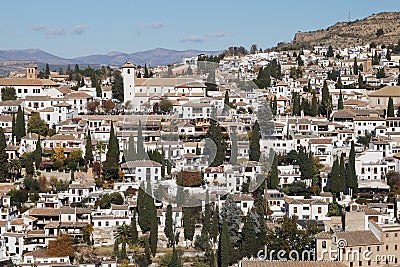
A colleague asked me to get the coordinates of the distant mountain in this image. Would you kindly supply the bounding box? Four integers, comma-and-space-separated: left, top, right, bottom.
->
73, 47, 222, 66
0, 49, 74, 65
0, 48, 222, 67
292, 12, 400, 48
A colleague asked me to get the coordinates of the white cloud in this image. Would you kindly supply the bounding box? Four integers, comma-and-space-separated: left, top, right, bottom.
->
180, 34, 208, 43
32, 24, 47, 31
180, 31, 230, 43
138, 22, 166, 30
71, 24, 88, 35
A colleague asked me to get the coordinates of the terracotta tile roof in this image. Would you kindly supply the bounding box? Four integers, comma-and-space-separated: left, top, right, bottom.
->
369, 86, 400, 97
0, 78, 57, 86
354, 116, 385, 121
309, 138, 333, 144
44, 222, 60, 228
335, 230, 382, 247
29, 208, 60, 217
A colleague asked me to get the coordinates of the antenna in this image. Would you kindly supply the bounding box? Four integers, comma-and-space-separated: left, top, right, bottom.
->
348, 11, 351, 22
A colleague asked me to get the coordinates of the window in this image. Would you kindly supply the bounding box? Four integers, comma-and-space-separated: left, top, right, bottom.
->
293, 207, 298, 213
322, 241, 326, 248
127, 69, 130, 74
318, 207, 322, 213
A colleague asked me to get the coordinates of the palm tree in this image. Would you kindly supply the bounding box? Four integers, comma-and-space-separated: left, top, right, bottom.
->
7, 159, 21, 182
115, 223, 130, 260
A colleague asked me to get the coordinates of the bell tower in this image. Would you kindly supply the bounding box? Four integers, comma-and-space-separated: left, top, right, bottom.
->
122, 62, 135, 105
26, 64, 37, 79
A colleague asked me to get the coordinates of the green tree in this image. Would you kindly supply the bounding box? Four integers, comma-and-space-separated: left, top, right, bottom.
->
1, 87, 17, 101
353, 57, 358, 75
327, 201, 342, 216
377, 68, 386, 79
338, 90, 344, 110
85, 130, 94, 164
150, 195, 158, 256
267, 153, 279, 189
204, 120, 226, 167
114, 223, 129, 260
321, 80, 332, 117
96, 83, 102, 98
388, 97, 395, 117
240, 213, 257, 258
159, 99, 173, 113
339, 153, 346, 192
34, 135, 42, 170
144, 64, 150, 78
44, 63, 50, 78
311, 92, 318, 116
292, 92, 301, 116
249, 121, 261, 162
358, 73, 364, 88
164, 204, 174, 247
220, 195, 241, 245
137, 183, 151, 233
111, 71, 124, 102
183, 207, 196, 243
330, 157, 341, 196
347, 141, 358, 195
130, 211, 138, 245
0, 128, 8, 182
327, 45, 334, 57
27, 113, 47, 136
210, 205, 219, 244
218, 219, 232, 267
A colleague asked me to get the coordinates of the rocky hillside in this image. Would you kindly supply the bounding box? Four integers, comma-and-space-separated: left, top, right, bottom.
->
293, 12, 400, 47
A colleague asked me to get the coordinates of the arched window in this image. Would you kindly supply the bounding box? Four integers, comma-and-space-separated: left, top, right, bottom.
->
322, 241, 327, 249
127, 69, 130, 74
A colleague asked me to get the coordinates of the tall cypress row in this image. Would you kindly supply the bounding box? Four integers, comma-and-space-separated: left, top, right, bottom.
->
218, 219, 232, 267
249, 121, 261, 162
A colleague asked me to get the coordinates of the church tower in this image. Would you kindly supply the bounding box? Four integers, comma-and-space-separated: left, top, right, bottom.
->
122, 62, 135, 105
26, 64, 37, 79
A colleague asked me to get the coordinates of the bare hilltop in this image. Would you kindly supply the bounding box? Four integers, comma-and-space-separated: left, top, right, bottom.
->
292, 12, 400, 48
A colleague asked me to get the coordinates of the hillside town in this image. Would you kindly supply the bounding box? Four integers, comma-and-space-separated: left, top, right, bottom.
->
1, 42, 400, 267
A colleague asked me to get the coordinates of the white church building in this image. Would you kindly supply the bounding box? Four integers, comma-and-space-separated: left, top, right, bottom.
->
122, 62, 207, 112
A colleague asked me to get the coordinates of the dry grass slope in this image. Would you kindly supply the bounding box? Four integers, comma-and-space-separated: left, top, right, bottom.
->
293, 12, 400, 47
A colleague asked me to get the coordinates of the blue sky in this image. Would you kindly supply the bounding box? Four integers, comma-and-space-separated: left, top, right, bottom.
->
1, 0, 400, 58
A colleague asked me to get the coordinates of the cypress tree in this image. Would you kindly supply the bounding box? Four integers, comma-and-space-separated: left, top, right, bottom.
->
353, 58, 358, 75
205, 120, 226, 167
169, 244, 180, 267
183, 207, 195, 243
150, 195, 158, 256
321, 80, 332, 117
15, 106, 25, 143
230, 131, 238, 165
34, 135, 42, 170
358, 73, 364, 88
388, 97, 395, 117
330, 158, 341, 197
106, 122, 119, 160
210, 205, 219, 244
347, 141, 358, 195
136, 121, 146, 160
96, 83, 102, 98
339, 153, 346, 192
85, 130, 94, 164
144, 237, 152, 265
268, 153, 279, 189
397, 106, 400, 118
249, 121, 261, 162
241, 213, 257, 258
137, 182, 150, 233
311, 92, 318, 116
218, 219, 231, 267
202, 190, 211, 237
164, 204, 174, 247
44, 63, 50, 78
224, 91, 230, 107
301, 97, 311, 116
0, 128, 8, 182
293, 92, 301, 116
338, 90, 344, 110
144, 64, 149, 78
130, 211, 138, 244
272, 96, 277, 115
